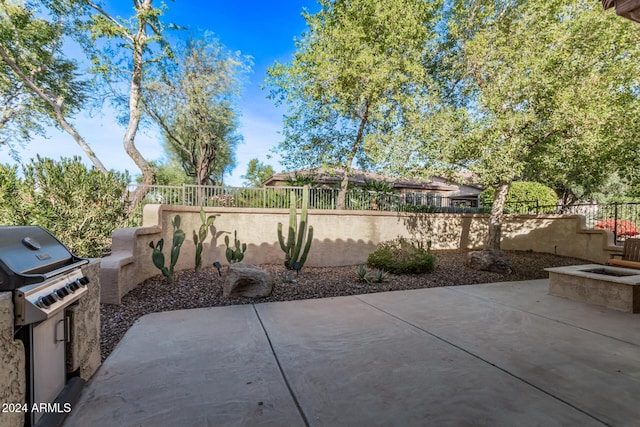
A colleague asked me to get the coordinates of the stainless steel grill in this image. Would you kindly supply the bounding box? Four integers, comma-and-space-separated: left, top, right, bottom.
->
0, 226, 90, 427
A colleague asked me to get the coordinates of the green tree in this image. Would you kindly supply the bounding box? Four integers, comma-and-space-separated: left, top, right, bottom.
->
0, 1, 105, 170
46, 0, 177, 209
1, 0, 181, 212
241, 158, 275, 187
425, 0, 640, 250
266, 0, 441, 209
144, 36, 249, 185
151, 159, 194, 186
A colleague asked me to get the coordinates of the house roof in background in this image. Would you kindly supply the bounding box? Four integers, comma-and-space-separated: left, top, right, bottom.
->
263, 168, 483, 196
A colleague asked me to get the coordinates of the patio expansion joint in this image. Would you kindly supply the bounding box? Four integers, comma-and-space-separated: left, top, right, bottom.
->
447, 285, 640, 349
251, 304, 311, 427
353, 295, 611, 427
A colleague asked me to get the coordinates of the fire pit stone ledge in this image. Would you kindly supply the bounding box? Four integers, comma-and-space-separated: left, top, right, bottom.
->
545, 264, 640, 313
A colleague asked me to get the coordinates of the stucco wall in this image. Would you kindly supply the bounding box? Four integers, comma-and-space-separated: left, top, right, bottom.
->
67, 260, 102, 380
101, 204, 620, 305
0, 292, 25, 427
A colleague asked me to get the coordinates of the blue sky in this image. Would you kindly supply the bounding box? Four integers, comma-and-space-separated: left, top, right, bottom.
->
0, 0, 320, 186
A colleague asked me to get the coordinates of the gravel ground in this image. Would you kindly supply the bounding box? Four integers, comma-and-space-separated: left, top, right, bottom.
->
100, 250, 587, 361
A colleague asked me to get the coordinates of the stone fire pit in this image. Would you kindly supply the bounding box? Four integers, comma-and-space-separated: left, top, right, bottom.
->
545, 264, 640, 313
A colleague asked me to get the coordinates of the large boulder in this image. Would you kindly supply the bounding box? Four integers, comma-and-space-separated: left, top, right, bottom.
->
223, 264, 273, 298
467, 249, 513, 275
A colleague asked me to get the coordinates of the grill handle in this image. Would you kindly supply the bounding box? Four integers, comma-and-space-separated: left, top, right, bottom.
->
19, 259, 89, 282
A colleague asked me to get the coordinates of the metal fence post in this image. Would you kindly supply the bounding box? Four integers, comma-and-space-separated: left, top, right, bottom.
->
614, 202, 619, 245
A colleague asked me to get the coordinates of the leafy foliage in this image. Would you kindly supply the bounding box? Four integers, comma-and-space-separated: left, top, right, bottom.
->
144, 35, 250, 185
0, 156, 129, 257
416, 0, 640, 249
481, 182, 558, 212
367, 237, 436, 274
0, 1, 99, 167
242, 158, 275, 187
595, 219, 639, 238
265, 0, 441, 208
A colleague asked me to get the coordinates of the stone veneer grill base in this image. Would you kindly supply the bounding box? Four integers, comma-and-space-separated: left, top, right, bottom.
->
545, 264, 640, 313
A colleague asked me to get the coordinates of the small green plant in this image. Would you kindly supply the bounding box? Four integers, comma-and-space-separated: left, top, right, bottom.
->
280, 272, 296, 284
193, 208, 217, 272
149, 215, 185, 283
356, 265, 370, 283
225, 230, 247, 263
367, 237, 436, 274
278, 185, 314, 271
373, 269, 388, 283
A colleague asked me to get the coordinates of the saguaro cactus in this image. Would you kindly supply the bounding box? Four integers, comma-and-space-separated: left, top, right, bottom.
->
278, 185, 313, 271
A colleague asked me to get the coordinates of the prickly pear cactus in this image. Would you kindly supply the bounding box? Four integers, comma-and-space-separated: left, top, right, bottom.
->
149, 215, 184, 283
224, 230, 247, 263
194, 208, 217, 272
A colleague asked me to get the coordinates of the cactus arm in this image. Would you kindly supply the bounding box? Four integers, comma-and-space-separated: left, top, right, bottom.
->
194, 210, 216, 272
169, 229, 185, 275
290, 219, 305, 265
151, 245, 165, 270
289, 190, 297, 240
150, 239, 170, 281
298, 226, 313, 267
277, 222, 288, 252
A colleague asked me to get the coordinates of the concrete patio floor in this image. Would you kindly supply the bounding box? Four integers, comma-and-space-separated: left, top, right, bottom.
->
64, 279, 640, 427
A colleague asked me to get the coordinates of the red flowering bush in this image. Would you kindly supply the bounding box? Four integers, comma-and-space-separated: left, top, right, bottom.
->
594, 219, 639, 237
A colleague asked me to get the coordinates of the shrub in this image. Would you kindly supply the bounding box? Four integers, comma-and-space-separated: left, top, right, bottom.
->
481, 181, 558, 213
0, 156, 129, 257
595, 219, 639, 238
367, 237, 436, 274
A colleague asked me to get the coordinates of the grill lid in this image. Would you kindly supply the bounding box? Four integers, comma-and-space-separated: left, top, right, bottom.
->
0, 226, 87, 290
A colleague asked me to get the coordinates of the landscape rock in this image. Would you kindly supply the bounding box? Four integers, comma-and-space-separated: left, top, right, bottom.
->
467, 249, 513, 275
223, 264, 273, 298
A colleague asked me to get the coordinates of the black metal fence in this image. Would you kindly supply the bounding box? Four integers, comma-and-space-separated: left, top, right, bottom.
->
505, 201, 640, 244
125, 184, 639, 244
126, 184, 487, 226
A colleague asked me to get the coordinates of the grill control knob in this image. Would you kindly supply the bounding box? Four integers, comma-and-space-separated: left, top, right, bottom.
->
65, 283, 76, 293
55, 287, 69, 299
78, 277, 90, 286
40, 295, 56, 307
68, 281, 80, 291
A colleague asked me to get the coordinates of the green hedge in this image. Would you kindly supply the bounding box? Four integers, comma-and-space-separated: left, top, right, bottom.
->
0, 156, 129, 257
481, 181, 558, 213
